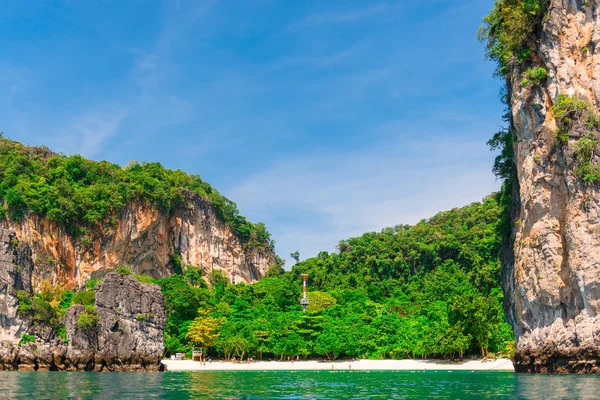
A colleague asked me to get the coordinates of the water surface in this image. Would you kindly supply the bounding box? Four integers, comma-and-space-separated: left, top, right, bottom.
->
1, 370, 600, 399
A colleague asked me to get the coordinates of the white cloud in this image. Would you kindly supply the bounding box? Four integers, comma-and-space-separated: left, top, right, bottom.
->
55, 108, 127, 157
229, 133, 500, 267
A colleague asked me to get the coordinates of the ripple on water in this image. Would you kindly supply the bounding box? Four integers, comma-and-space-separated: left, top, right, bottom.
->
0, 370, 600, 399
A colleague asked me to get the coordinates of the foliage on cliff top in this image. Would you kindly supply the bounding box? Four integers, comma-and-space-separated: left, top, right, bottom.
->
478, 0, 548, 76
0, 136, 273, 251
160, 195, 513, 360
289, 194, 504, 295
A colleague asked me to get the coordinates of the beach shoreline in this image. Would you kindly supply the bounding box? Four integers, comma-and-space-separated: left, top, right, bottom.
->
162, 358, 514, 372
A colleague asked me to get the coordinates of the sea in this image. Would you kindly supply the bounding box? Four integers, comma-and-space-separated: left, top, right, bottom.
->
1, 370, 600, 399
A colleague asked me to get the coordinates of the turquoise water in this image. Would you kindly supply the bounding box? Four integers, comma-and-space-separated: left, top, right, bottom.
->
1, 371, 600, 399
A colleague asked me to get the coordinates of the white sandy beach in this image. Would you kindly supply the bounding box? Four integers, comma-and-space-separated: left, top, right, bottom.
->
162, 358, 514, 372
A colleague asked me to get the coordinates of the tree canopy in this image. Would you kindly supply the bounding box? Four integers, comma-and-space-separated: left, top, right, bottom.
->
158, 194, 513, 361
0, 136, 272, 250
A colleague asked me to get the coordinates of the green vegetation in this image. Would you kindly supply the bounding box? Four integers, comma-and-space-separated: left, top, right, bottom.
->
83, 279, 100, 290
136, 313, 155, 321
552, 94, 597, 141
551, 94, 600, 183
574, 136, 600, 184
116, 265, 132, 275
521, 67, 548, 87
159, 195, 513, 360
72, 290, 95, 307
77, 306, 99, 331
16, 279, 75, 343
0, 136, 272, 250
56, 325, 68, 343
183, 265, 207, 288
290, 251, 300, 263
478, 0, 548, 76
115, 265, 156, 283
19, 333, 35, 346
16, 290, 33, 314
133, 273, 155, 284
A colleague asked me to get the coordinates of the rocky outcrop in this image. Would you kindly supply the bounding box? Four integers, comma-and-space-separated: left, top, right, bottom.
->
505, 1, 600, 373
61, 273, 166, 371
0, 193, 274, 288
0, 230, 166, 371
0, 229, 33, 343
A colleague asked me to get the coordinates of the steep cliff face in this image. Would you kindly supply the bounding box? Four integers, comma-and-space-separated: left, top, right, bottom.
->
506, 0, 600, 373
62, 272, 166, 371
0, 193, 274, 289
0, 229, 33, 343
1, 230, 166, 371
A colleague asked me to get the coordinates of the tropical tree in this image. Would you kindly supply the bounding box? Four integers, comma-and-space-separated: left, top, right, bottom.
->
185, 310, 224, 358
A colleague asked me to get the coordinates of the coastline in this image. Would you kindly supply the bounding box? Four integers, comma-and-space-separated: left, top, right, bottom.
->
162, 358, 514, 372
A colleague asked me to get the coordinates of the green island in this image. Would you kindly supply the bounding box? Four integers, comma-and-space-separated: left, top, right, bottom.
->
3, 0, 600, 388
8, 157, 512, 361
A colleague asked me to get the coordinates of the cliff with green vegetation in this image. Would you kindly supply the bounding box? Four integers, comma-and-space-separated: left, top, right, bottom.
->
1, 132, 512, 365
0, 135, 276, 287
1, 230, 166, 371
156, 195, 512, 361
480, 0, 600, 373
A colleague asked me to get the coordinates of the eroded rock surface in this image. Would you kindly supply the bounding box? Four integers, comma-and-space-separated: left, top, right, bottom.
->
0, 229, 33, 343
504, 0, 600, 373
0, 193, 274, 288
0, 231, 166, 371
65, 272, 166, 371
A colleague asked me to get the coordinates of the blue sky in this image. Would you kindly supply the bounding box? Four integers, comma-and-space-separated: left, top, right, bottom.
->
0, 0, 503, 267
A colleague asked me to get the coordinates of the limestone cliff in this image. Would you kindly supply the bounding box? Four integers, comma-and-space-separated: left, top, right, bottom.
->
504, 0, 600, 373
1, 229, 166, 371
0, 192, 274, 289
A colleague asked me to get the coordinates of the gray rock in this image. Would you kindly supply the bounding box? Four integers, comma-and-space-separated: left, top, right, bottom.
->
0, 229, 33, 343
64, 273, 166, 371
1, 230, 166, 371
504, 0, 600, 373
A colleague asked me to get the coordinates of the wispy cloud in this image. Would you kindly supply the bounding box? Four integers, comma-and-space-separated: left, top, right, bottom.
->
229, 131, 500, 266
0, 0, 504, 266
55, 107, 128, 157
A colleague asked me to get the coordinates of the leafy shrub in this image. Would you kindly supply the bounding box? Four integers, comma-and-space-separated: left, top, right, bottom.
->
574, 136, 600, 184
133, 273, 155, 284
170, 251, 183, 275
478, 0, 548, 76
16, 286, 70, 342
19, 333, 35, 346
552, 94, 593, 131
521, 67, 548, 87
31, 297, 58, 325
116, 265, 132, 275
83, 279, 100, 290
551, 95, 600, 183
16, 290, 32, 313
77, 307, 99, 331
72, 290, 96, 307
135, 313, 155, 321
56, 325, 68, 343
184, 265, 207, 288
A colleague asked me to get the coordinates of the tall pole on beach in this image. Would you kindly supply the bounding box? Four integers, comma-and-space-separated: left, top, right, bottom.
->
300, 274, 309, 311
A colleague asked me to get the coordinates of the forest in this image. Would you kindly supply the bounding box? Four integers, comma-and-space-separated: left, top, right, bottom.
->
3, 134, 513, 361
0, 134, 272, 250
157, 194, 513, 361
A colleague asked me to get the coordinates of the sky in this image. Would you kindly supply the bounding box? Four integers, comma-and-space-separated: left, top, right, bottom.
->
0, 0, 504, 267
